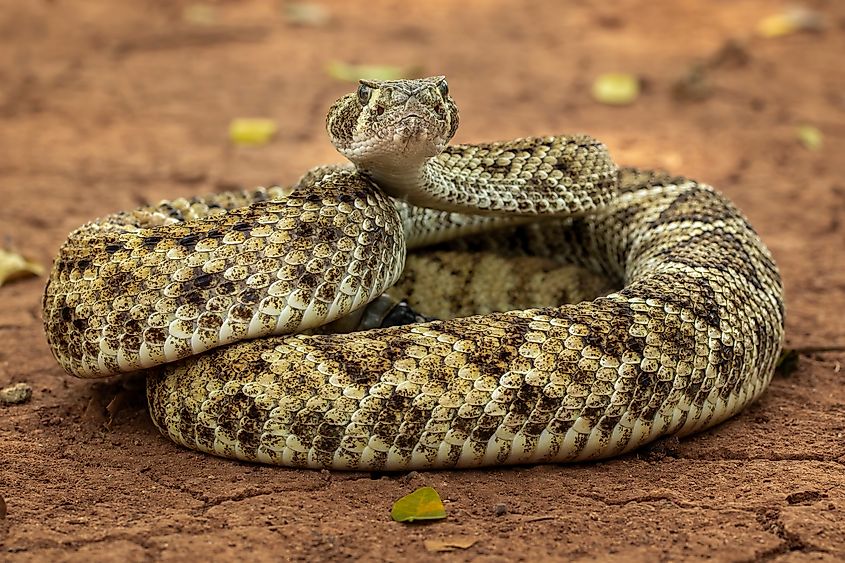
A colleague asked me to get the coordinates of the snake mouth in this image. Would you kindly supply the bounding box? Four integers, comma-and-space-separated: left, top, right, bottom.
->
397, 115, 426, 136
391, 114, 439, 154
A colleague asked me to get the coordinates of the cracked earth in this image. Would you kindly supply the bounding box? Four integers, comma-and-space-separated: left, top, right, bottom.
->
1, 1, 843, 561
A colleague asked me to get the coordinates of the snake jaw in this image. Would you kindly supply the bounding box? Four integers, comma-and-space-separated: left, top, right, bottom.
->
392, 115, 442, 156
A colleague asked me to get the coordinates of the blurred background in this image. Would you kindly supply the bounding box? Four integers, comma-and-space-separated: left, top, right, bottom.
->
1, 1, 843, 560
2, 0, 841, 340
0, 1, 836, 187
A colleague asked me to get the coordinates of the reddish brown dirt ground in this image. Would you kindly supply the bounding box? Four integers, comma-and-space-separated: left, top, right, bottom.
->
1, 1, 844, 561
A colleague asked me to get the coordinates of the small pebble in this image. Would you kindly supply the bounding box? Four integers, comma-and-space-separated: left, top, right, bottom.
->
494, 503, 508, 516
0, 382, 32, 405
400, 471, 420, 483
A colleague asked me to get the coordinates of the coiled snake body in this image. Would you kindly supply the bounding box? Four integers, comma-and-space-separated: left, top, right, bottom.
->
42, 77, 785, 470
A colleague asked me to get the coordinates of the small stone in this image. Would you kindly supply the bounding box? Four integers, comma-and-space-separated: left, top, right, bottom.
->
494, 503, 508, 516
786, 490, 824, 505
0, 382, 32, 405
400, 471, 420, 483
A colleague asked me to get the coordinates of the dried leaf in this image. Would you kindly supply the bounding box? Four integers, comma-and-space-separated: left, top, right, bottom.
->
0, 494, 6, 518
757, 8, 824, 38
672, 65, 712, 101
709, 40, 750, 68
525, 515, 556, 522
285, 3, 330, 26
326, 61, 421, 82
82, 395, 107, 424
228, 118, 278, 146
786, 490, 824, 505
391, 486, 446, 523
105, 389, 132, 428
424, 536, 478, 552
776, 349, 799, 377
0, 382, 32, 405
796, 125, 822, 150
0, 249, 44, 287
673, 41, 750, 102
591, 73, 640, 105
182, 4, 217, 25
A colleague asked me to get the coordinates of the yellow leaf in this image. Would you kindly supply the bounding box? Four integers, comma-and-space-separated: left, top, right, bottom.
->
757, 8, 824, 38
390, 486, 446, 523
591, 73, 640, 105
424, 536, 478, 552
228, 118, 278, 146
0, 249, 43, 287
285, 3, 330, 26
182, 4, 216, 25
326, 61, 421, 82
796, 125, 822, 150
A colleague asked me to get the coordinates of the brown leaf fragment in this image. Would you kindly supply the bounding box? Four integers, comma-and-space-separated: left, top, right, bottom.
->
105, 389, 133, 428
709, 40, 750, 68
0, 494, 6, 518
525, 515, 556, 523
423, 536, 478, 552
672, 64, 712, 101
673, 40, 750, 102
82, 395, 107, 424
786, 490, 825, 505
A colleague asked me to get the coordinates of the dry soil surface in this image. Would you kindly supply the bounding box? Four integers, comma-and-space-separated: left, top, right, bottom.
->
1, 1, 844, 561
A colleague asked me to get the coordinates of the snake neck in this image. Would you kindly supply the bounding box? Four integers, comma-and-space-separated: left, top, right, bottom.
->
360, 151, 563, 216
358, 155, 462, 213
358, 136, 620, 218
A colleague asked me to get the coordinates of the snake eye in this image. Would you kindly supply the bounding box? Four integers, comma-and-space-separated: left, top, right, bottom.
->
357, 83, 372, 105
437, 79, 449, 97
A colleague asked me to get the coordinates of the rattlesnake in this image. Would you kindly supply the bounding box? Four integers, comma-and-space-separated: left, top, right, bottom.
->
42, 77, 784, 470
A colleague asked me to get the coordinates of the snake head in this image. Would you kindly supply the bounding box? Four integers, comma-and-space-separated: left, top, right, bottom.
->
327, 76, 459, 171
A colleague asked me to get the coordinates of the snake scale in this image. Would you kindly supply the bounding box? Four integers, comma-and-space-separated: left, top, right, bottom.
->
42, 77, 785, 470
